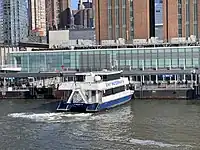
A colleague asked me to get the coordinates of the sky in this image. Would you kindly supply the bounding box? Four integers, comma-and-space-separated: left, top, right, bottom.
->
71, 0, 78, 9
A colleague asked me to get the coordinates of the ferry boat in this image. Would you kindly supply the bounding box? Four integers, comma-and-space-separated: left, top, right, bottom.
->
56, 70, 134, 112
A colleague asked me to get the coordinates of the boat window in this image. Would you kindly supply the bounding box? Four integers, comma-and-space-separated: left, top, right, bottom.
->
113, 86, 124, 94
103, 85, 125, 96
104, 89, 113, 96
103, 75, 107, 81
126, 85, 129, 90
110, 73, 121, 80
76, 75, 85, 81
101, 73, 121, 81
91, 91, 96, 96
68, 76, 74, 81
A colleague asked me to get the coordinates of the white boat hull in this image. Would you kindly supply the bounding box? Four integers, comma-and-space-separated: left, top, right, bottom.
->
56, 92, 133, 112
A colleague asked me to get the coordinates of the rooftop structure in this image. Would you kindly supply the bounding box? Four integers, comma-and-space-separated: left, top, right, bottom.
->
45, 35, 198, 50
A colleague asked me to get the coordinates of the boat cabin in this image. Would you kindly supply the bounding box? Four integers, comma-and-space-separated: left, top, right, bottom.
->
75, 70, 123, 83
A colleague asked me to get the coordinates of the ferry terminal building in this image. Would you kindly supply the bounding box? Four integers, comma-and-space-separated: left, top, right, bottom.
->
8, 44, 200, 83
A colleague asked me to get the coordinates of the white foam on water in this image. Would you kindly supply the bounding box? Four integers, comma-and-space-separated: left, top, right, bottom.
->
8, 112, 93, 123
129, 138, 193, 148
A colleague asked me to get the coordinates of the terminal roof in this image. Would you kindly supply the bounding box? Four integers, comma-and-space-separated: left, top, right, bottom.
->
75, 70, 123, 76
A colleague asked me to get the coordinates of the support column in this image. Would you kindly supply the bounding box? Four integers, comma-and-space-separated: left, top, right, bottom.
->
174, 74, 177, 90
96, 90, 99, 103
170, 76, 172, 83
42, 78, 45, 87
149, 75, 151, 82
191, 73, 193, 87
142, 75, 145, 83
195, 74, 198, 86
2, 77, 6, 96
183, 74, 186, 83
88, 91, 92, 103
129, 76, 132, 82
156, 75, 158, 84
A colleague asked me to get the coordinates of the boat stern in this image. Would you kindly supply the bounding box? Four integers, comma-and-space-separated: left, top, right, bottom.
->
56, 101, 99, 113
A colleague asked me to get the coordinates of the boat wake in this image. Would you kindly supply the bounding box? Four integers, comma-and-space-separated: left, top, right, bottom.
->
8, 112, 93, 123
129, 138, 194, 148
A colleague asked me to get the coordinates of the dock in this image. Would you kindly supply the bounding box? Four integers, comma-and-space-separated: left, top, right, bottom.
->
1, 68, 200, 100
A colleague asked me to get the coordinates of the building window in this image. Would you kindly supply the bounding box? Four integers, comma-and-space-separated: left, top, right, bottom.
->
115, 0, 119, 25
108, 0, 112, 8
193, 0, 198, 37
108, 27, 112, 39
115, 0, 120, 39
186, 0, 190, 37
116, 27, 120, 39
178, 0, 182, 37
122, 0, 126, 25
108, 0, 112, 39
130, 0, 134, 39
108, 9, 112, 26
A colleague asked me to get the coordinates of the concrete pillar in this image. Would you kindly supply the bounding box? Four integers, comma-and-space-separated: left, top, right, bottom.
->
88, 91, 92, 103
156, 75, 158, 84
129, 76, 132, 82
191, 74, 193, 87
195, 74, 198, 86
42, 78, 45, 87
174, 74, 177, 90
96, 90, 99, 103
142, 75, 145, 83
183, 74, 186, 83
149, 75, 151, 82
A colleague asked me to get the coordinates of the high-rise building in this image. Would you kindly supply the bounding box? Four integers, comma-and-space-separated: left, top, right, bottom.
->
59, 0, 71, 11
45, 0, 60, 30
0, 0, 4, 44
83, 0, 93, 8
94, 0, 155, 43
163, 0, 200, 42
28, 0, 46, 36
46, 0, 71, 30
59, 0, 71, 29
73, 0, 94, 29
0, 0, 28, 45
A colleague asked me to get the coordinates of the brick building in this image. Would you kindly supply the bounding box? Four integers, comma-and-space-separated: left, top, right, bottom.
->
163, 0, 200, 42
94, 0, 155, 43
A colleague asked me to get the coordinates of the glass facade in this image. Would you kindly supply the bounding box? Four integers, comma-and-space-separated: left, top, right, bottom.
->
8, 46, 200, 73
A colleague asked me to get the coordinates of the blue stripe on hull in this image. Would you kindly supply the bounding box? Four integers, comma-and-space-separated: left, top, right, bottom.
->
98, 95, 132, 111
56, 95, 132, 112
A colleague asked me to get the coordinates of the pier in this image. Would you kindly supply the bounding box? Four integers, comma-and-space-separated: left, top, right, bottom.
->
1, 68, 200, 100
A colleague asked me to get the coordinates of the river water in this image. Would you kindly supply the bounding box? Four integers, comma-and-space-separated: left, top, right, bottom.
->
0, 99, 200, 150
